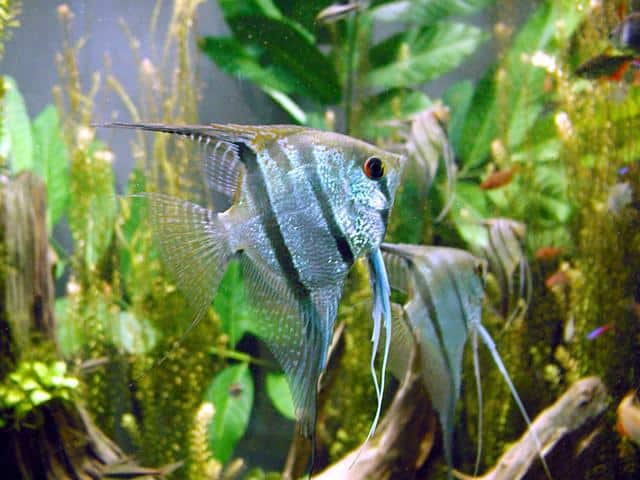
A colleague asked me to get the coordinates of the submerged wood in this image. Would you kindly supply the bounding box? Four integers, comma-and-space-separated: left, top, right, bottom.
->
0, 173, 168, 479
455, 376, 609, 480
312, 343, 436, 480
283, 322, 347, 479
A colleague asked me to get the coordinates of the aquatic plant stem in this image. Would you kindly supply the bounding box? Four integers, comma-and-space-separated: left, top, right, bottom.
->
208, 346, 275, 369
344, 12, 359, 135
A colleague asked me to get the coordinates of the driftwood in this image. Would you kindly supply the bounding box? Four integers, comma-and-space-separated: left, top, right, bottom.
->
312, 341, 436, 480
283, 322, 347, 479
455, 376, 609, 480
0, 173, 169, 479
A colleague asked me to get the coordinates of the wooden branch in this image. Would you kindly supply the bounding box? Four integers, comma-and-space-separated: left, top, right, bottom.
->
283, 322, 347, 479
0, 173, 171, 479
312, 343, 436, 480
455, 376, 609, 480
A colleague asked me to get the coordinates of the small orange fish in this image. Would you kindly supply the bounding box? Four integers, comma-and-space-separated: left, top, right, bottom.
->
575, 54, 635, 82
617, 390, 640, 445
535, 246, 563, 260
480, 167, 518, 190
545, 269, 569, 289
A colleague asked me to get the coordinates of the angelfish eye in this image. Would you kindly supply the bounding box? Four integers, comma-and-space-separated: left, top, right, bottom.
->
363, 156, 385, 180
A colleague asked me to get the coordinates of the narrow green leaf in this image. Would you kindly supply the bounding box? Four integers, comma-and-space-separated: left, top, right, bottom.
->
3, 76, 33, 173
263, 87, 307, 124
265, 372, 295, 420
32, 105, 70, 229
367, 22, 487, 89
205, 364, 254, 463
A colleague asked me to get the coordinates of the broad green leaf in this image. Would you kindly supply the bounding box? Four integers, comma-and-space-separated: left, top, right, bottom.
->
214, 261, 254, 347
359, 88, 432, 139
199, 36, 297, 94
458, 1, 586, 169
265, 372, 296, 420
450, 181, 489, 245
442, 80, 474, 154
32, 105, 70, 229
205, 364, 254, 463
273, 0, 334, 31
457, 67, 497, 168
3, 76, 33, 173
112, 311, 157, 354
371, 0, 495, 25
367, 22, 487, 89
231, 15, 342, 103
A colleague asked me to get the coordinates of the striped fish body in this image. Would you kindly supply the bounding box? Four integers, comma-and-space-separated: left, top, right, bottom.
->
381, 243, 485, 470
233, 129, 398, 286
382, 243, 549, 478
96, 122, 404, 442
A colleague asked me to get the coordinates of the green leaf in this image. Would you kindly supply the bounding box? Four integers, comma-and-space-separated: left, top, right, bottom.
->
450, 181, 489, 245
457, 67, 497, 168
112, 311, 158, 354
265, 372, 295, 420
199, 37, 297, 94
359, 88, 432, 139
371, 0, 495, 24
214, 261, 254, 347
30, 390, 52, 406
231, 15, 342, 103
442, 80, 474, 154
367, 22, 487, 89
32, 105, 70, 229
3, 76, 33, 173
205, 363, 254, 463
263, 87, 308, 124
458, 2, 586, 169
273, 0, 334, 31
218, 0, 282, 22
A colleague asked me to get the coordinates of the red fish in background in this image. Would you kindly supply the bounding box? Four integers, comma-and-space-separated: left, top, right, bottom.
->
545, 269, 570, 290
575, 53, 635, 82
617, 390, 640, 445
535, 246, 563, 261
480, 166, 518, 190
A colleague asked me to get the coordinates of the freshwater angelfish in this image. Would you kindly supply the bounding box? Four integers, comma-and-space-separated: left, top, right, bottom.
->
380, 244, 551, 478
96, 122, 404, 454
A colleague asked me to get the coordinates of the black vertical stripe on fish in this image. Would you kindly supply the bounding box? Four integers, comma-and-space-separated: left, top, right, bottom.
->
239, 144, 309, 301
406, 257, 456, 386
302, 144, 354, 266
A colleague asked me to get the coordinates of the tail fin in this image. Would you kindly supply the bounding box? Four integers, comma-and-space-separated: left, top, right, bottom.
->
476, 323, 553, 480
132, 193, 233, 331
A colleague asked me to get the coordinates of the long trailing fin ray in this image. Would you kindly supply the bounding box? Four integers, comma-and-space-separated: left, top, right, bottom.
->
476, 323, 553, 480
471, 328, 483, 477
132, 193, 232, 327
352, 248, 392, 466
239, 254, 341, 441
380, 245, 411, 294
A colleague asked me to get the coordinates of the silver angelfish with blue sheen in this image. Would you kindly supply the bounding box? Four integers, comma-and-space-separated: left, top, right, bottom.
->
96, 122, 405, 448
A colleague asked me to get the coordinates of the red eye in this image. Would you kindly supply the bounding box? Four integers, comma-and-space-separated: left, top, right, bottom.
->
363, 156, 385, 179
